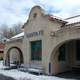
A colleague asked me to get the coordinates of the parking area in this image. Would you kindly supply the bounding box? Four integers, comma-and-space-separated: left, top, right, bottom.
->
56, 70, 80, 80
0, 74, 15, 80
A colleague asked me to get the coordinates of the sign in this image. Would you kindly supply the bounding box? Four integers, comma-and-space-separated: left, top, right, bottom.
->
26, 30, 44, 38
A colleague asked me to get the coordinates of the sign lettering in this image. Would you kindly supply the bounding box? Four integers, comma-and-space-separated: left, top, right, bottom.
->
26, 30, 44, 38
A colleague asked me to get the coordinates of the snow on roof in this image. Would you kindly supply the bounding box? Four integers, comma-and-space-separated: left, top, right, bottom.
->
47, 15, 67, 23
11, 32, 24, 39
65, 15, 80, 24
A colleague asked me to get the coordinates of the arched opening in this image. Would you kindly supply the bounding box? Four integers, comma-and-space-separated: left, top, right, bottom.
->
6, 47, 23, 66
50, 39, 80, 75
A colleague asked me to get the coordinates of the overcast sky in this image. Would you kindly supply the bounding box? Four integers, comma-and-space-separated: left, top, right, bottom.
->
0, 0, 80, 26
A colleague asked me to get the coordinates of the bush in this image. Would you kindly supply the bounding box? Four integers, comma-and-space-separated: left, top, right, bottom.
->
0, 57, 3, 60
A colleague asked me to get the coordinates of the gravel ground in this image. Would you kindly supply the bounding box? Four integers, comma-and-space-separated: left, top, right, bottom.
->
0, 74, 15, 80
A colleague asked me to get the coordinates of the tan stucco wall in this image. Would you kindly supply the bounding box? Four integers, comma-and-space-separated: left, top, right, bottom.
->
23, 6, 65, 75
23, 6, 80, 75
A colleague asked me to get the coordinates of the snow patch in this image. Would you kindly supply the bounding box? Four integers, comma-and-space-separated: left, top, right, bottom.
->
0, 61, 71, 80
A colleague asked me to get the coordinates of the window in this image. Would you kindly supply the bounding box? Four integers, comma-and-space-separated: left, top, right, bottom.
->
0, 51, 3, 53
58, 44, 66, 61
31, 40, 42, 61
33, 13, 37, 18
76, 40, 80, 60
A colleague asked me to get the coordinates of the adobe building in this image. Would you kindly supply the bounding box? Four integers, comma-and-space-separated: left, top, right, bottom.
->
0, 43, 5, 60
4, 6, 80, 75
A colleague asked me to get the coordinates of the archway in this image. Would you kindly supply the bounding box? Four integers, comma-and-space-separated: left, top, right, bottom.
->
50, 39, 80, 75
6, 47, 23, 66
47, 26, 80, 75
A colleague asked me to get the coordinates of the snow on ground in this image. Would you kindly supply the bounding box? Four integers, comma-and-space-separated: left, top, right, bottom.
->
0, 61, 72, 80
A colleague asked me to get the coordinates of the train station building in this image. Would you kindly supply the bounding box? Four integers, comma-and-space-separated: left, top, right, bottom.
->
4, 6, 80, 75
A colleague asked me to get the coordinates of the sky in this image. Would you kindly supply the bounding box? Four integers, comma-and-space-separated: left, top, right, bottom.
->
0, 0, 80, 26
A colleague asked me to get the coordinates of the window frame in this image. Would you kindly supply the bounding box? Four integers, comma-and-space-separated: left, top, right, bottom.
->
30, 40, 42, 61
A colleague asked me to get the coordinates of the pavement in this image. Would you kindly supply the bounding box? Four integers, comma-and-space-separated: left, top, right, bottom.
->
56, 70, 80, 80
0, 74, 15, 80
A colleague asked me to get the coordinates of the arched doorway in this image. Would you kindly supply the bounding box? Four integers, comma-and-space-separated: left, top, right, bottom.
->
50, 40, 80, 75
6, 47, 23, 66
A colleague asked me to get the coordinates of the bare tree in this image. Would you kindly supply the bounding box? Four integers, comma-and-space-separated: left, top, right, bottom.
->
12, 23, 23, 35
0, 23, 23, 39
0, 24, 10, 38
